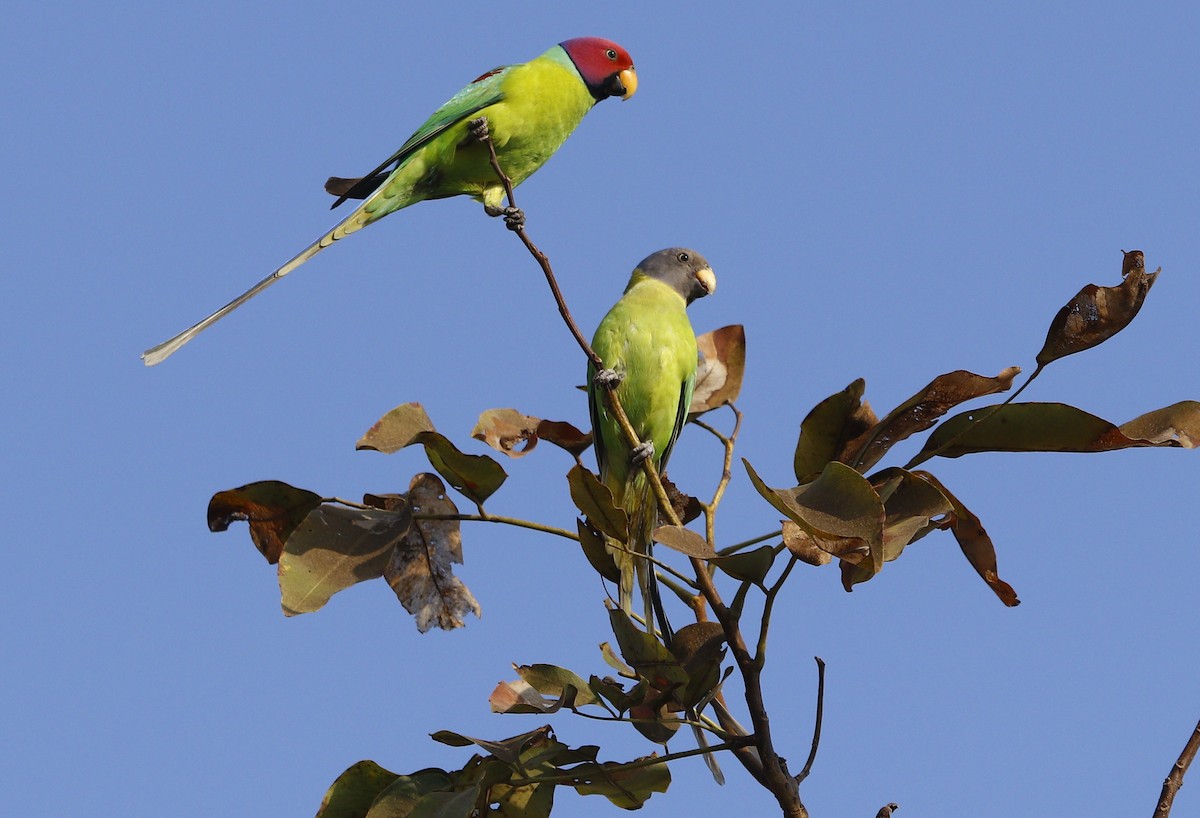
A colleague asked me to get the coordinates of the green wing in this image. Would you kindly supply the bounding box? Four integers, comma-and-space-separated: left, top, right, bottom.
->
657, 369, 695, 473
328, 65, 513, 208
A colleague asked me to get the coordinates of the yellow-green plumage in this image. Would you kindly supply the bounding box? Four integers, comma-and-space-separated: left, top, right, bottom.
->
588, 249, 716, 625
143, 38, 636, 365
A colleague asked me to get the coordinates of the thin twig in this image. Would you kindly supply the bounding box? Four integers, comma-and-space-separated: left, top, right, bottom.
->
413, 512, 579, 542
755, 554, 800, 669
1153, 716, 1200, 818
796, 657, 826, 784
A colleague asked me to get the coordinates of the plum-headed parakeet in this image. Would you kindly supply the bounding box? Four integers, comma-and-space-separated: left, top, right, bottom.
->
588, 248, 716, 625
143, 37, 637, 365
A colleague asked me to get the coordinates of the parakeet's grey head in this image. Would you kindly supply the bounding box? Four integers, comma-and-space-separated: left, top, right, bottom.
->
632, 247, 716, 304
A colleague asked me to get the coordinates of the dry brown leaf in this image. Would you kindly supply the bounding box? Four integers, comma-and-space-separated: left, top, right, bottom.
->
690, 325, 746, 414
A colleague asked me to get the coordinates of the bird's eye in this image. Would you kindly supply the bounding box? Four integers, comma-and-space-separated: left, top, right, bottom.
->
677, 252, 690, 262
606, 49, 618, 60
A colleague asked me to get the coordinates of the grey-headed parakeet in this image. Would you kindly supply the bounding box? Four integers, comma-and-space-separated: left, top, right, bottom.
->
588, 248, 716, 625
143, 37, 636, 365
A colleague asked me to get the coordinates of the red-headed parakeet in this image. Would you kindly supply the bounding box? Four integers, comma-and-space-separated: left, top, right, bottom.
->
588, 248, 716, 626
143, 37, 636, 365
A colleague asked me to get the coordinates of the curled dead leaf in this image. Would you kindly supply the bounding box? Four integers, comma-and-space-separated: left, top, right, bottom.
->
690, 325, 746, 414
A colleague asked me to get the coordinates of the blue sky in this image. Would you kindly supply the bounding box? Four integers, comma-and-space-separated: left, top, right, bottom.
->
4, 2, 1198, 816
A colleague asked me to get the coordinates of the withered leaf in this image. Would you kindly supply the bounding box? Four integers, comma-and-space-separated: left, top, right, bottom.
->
567, 465, 629, 541
782, 521, 833, 566
669, 622, 726, 709
913, 471, 1019, 606
661, 475, 703, 525
278, 502, 412, 616
690, 325, 746, 414
793, 379, 877, 484
208, 480, 322, 564
472, 408, 540, 458
385, 474, 480, 632
652, 525, 715, 558
1118, 401, 1200, 447
745, 459, 885, 572
536, 419, 593, 457
489, 679, 559, 715
842, 368, 1020, 472
509, 663, 599, 709
1034, 250, 1159, 369
906, 402, 1192, 468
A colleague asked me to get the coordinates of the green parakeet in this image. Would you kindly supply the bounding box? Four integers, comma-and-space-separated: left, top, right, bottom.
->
588, 248, 716, 625
143, 37, 637, 365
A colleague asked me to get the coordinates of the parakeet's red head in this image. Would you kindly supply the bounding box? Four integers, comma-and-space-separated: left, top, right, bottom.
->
559, 37, 637, 101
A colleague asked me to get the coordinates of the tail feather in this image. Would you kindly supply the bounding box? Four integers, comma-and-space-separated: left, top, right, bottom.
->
142, 192, 388, 366
610, 471, 661, 633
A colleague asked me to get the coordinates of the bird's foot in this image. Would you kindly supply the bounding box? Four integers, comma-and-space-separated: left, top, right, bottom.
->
631, 440, 655, 465
468, 117, 491, 143
502, 206, 525, 230
594, 368, 624, 388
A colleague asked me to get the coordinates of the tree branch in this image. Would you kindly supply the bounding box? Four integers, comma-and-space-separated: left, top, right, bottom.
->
1154, 716, 1200, 818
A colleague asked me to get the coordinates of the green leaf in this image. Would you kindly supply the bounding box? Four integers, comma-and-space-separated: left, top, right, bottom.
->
566, 465, 629, 541
745, 459, 885, 572
407, 787, 480, 818
515, 664, 599, 708
278, 503, 411, 616
357, 402, 507, 505
571, 756, 671, 809
415, 431, 507, 505
208, 480, 322, 564
710, 545, 777, 586
365, 770, 456, 818
793, 379, 873, 483
316, 760, 401, 818
577, 518, 620, 582
906, 402, 1193, 468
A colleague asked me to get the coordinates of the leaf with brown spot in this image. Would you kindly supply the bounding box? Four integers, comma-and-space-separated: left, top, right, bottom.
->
536, 419, 593, 457
913, 471, 1020, 606
567, 465, 629, 541
489, 679, 563, 715
793, 379, 877, 483
278, 502, 413, 616
208, 480, 322, 564
1118, 401, 1200, 447
356, 402, 436, 453
842, 368, 1020, 472
745, 459, 885, 572
690, 325, 746, 414
906, 402, 1191, 468
511, 663, 599, 709
385, 474, 480, 632
472, 408, 541, 458
1034, 250, 1159, 370
868, 467, 954, 566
